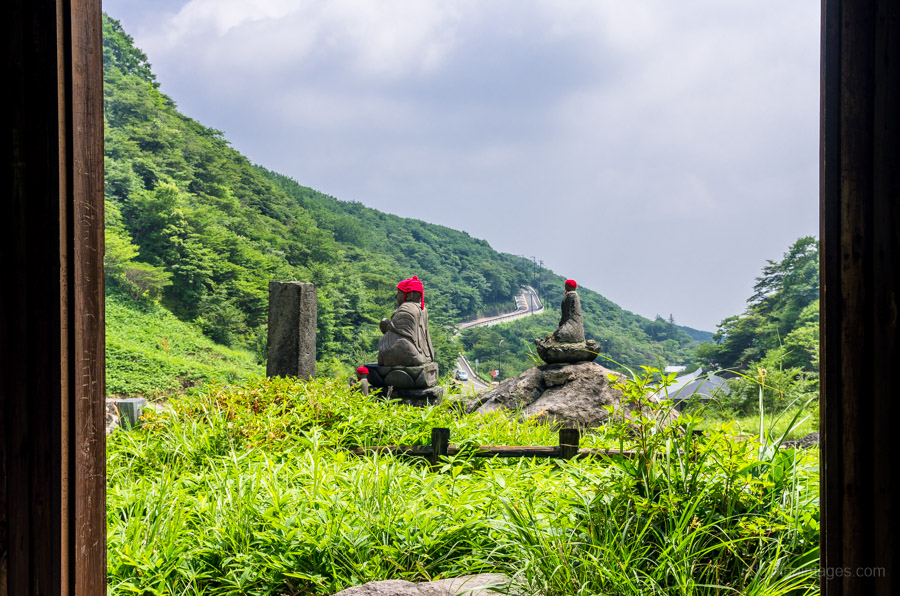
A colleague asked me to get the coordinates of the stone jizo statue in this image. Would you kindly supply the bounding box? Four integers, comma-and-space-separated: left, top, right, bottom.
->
552, 279, 586, 343
349, 366, 370, 397
378, 275, 435, 366
535, 278, 600, 364
364, 275, 442, 404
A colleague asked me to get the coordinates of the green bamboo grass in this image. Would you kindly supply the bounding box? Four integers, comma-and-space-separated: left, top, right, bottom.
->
107, 375, 819, 595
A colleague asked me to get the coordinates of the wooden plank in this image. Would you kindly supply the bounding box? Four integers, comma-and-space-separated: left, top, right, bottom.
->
350, 445, 638, 459
70, 1, 106, 593
57, 0, 72, 589
821, 0, 900, 593
469, 446, 560, 458
837, 0, 876, 588
350, 445, 562, 458
870, 1, 900, 592
5, 0, 67, 592
819, 0, 842, 591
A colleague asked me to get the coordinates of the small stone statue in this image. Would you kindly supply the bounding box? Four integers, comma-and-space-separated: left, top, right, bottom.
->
552, 279, 586, 343
349, 366, 370, 397
377, 275, 435, 366
364, 275, 443, 405
535, 279, 600, 364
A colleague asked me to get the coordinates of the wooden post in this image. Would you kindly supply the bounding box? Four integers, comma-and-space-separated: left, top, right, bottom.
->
821, 0, 900, 592
559, 428, 579, 460
430, 427, 450, 470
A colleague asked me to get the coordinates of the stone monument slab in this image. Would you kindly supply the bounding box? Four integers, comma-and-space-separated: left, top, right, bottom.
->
267, 281, 317, 379
116, 397, 146, 429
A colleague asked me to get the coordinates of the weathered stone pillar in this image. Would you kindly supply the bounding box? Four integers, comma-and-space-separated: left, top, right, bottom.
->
267, 281, 317, 379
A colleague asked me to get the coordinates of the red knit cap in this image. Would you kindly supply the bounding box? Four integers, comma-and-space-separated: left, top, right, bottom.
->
356, 366, 369, 375
397, 275, 425, 308
565, 279, 577, 290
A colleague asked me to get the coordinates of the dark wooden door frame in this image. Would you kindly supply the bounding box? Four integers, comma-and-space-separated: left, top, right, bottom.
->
820, 0, 899, 594
4, 0, 105, 593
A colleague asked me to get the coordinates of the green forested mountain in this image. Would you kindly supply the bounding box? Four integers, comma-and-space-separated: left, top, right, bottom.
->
460, 274, 699, 380
675, 325, 714, 344
102, 14, 699, 389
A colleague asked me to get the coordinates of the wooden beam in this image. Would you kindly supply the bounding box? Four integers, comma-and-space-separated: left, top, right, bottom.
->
821, 0, 900, 592
70, 1, 106, 592
6, 1, 67, 591
350, 444, 638, 460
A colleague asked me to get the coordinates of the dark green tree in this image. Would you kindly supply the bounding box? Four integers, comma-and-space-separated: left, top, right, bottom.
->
697, 236, 819, 372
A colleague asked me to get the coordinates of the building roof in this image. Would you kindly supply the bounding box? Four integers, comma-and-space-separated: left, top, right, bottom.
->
652, 368, 731, 402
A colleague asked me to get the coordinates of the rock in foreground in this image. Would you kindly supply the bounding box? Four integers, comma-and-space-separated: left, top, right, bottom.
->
780, 432, 820, 450
466, 361, 676, 428
332, 573, 511, 596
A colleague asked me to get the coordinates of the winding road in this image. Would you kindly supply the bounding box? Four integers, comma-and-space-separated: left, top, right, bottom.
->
453, 353, 490, 392
453, 286, 544, 392
457, 286, 543, 330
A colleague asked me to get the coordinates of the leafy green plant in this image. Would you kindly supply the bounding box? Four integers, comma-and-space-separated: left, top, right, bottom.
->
492, 367, 819, 595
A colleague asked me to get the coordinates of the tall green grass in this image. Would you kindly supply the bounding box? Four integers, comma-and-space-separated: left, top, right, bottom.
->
107, 375, 819, 595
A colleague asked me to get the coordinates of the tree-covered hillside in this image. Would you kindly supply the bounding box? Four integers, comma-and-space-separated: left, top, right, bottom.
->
102, 14, 699, 387
692, 236, 819, 417
460, 271, 699, 380
696, 236, 819, 373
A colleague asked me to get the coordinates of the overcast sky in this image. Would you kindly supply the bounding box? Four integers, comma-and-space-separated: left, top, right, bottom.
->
104, 0, 820, 331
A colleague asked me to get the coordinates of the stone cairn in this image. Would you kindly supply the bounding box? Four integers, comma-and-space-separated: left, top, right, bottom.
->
364, 275, 444, 405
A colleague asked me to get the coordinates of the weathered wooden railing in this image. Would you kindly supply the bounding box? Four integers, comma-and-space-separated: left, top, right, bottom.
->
351, 427, 638, 468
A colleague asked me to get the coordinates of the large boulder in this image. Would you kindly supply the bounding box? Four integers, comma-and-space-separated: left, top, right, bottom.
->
466, 361, 675, 428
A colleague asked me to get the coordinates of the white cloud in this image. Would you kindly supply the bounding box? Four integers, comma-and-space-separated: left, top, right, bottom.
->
144, 0, 467, 79
174, 0, 298, 36
316, 0, 463, 78
105, 0, 821, 330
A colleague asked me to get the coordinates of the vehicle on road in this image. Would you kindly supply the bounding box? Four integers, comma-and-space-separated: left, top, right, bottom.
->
454, 370, 469, 381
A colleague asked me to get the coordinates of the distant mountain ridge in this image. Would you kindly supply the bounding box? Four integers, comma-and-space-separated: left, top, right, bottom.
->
102, 13, 699, 387
676, 325, 714, 344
